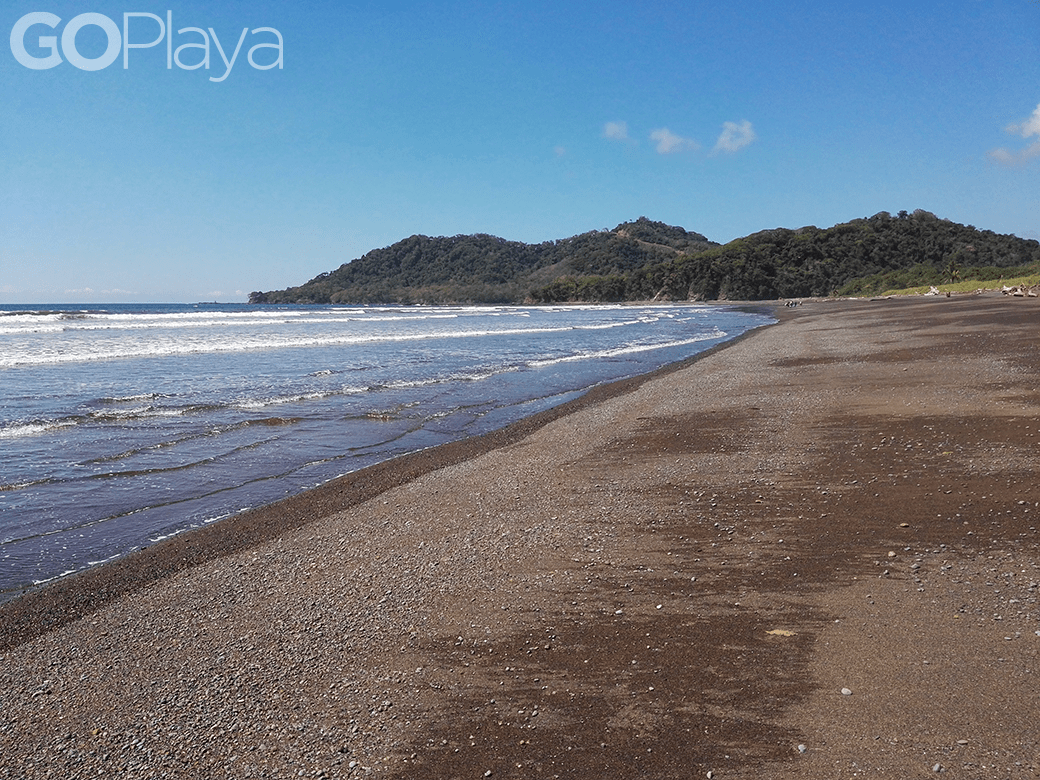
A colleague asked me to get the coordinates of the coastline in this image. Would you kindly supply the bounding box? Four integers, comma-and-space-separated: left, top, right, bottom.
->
0, 307, 779, 652
2, 294, 1038, 779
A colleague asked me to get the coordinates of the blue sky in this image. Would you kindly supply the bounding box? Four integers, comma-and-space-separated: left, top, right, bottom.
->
2, 0, 1039, 303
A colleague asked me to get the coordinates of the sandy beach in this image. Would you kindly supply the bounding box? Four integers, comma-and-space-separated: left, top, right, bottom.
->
2, 294, 1038, 779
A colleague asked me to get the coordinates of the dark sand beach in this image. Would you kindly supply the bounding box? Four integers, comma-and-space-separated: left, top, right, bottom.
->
2, 294, 1038, 779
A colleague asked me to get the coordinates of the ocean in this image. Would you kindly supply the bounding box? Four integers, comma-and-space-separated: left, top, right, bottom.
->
0, 302, 772, 600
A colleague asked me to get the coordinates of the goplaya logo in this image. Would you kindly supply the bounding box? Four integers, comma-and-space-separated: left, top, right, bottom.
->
9, 10, 282, 82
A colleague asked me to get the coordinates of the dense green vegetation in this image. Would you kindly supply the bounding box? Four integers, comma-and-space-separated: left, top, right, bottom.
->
615, 210, 1040, 301
250, 218, 714, 305
250, 211, 1040, 304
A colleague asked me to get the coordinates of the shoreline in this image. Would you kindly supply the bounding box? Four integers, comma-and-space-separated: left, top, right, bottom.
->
3, 294, 1038, 779
0, 306, 782, 652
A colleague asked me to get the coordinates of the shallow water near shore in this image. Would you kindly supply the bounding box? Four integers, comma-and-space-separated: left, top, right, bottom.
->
0, 302, 771, 599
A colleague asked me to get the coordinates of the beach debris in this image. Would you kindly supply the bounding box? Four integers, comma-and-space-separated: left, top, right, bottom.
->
1001, 284, 1039, 297
797, 744, 807, 753
766, 629, 796, 637
926, 286, 941, 296
841, 687, 853, 696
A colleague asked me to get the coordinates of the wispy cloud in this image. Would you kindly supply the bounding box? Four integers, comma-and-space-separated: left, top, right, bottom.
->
712, 120, 756, 154
604, 119, 752, 157
989, 103, 1040, 166
1009, 104, 1040, 138
603, 121, 630, 141
988, 144, 1040, 166
649, 127, 698, 154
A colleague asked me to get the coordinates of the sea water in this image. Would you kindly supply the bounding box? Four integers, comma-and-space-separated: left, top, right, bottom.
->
0, 303, 771, 599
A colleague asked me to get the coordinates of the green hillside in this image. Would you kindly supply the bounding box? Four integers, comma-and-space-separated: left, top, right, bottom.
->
250, 211, 1040, 304
249, 218, 715, 305
608, 210, 1039, 302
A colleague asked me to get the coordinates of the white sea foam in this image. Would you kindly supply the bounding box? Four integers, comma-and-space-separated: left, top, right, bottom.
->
373, 366, 520, 391
148, 528, 188, 543
0, 307, 478, 335
99, 393, 163, 404
0, 420, 75, 439
90, 406, 186, 420
527, 331, 725, 368
574, 316, 657, 330
87, 552, 124, 567
0, 321, 643, 367
236, 390, 344, 410
0, 322, 66, 336
32, 569, 78, 586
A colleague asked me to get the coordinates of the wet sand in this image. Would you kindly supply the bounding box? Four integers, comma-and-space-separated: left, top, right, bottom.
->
2, 294, 1038, 779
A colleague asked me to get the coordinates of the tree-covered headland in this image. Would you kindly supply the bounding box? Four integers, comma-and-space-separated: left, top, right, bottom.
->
249, 211, 1040, 305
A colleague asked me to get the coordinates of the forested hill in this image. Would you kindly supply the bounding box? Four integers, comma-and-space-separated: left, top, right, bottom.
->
612, 210, 1040, 302
250, 211, 1040, 304
249, 218, 715, 305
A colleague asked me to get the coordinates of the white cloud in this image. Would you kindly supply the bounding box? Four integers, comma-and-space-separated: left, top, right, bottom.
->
988, 142, 1040, 167
1007, 103, 1040, 138
712, 120, 756, 154
990, 103, 1040, 166
650, 127, 698, 154
554, 145, 566, 157
603, 121, 630, 141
